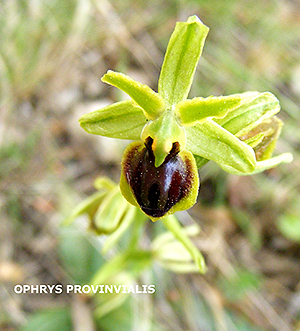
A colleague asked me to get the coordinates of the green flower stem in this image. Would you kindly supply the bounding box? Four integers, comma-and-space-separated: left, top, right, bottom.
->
158, 15, 209, 107
162, 215, 206, 273
102, 205, 137, 254
102, 70, 165, 119
91, 211, 149, 285
91, 253, 128, 285
126, 209, 147, 253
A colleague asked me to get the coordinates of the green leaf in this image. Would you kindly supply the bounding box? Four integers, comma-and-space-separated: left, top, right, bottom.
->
59, 227, 105, 284
186, 120, 256, 173
79, 100, 147, 140
176, 94, 243, 125
215, 92, 280, 137
91, 253, 128, 286
233, 208, 262, 250
102, 70, 165, 119
158, 15, 209, 107
278, 213, 300, 242
219, 269, 262, 301
95, 296, 134, 331
94, 272, 134, 318
20, 308, 72, 331
92, 251, 152, 287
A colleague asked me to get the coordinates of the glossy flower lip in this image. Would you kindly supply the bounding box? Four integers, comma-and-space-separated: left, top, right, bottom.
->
120, 138, 199, 221
79, 15, 293, 219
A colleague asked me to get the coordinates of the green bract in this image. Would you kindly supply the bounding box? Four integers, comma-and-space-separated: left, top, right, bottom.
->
79, 15, 293, 220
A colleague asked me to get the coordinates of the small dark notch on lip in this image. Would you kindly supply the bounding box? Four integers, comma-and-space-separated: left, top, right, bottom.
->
144, 136, 180, 163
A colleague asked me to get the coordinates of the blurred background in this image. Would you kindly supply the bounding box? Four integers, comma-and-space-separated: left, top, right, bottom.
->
0, 0, 300, 330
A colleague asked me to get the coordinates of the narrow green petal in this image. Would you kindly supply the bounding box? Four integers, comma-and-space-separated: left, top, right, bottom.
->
158, 15, 209, 107
242, 133, 265, 148
176, 94, 243, 125
186, 120, 256, 173
220, 153, 293, 175
215, 92, 280, 136
247, 153, 293, 174
102, 70, 165, 119
79, 100, 147, 140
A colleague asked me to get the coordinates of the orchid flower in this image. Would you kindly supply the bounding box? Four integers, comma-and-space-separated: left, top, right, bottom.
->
79, 15, 292, 221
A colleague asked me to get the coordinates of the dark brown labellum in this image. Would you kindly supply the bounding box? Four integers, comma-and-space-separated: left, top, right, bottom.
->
122, 137, 196, 218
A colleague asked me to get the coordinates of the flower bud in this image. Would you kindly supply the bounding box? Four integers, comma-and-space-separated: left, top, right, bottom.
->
239, 116, 283, 161
120, 137, 199, 220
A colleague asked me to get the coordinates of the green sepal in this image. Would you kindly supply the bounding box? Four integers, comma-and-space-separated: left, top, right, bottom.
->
79, 100, 147, 140
94, 271, 134, 318
102, 70, 165, 119
158, 15, 209, 107
186, 119, 256, 173
176, 94, 244, 126
215, 92, 280, 137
